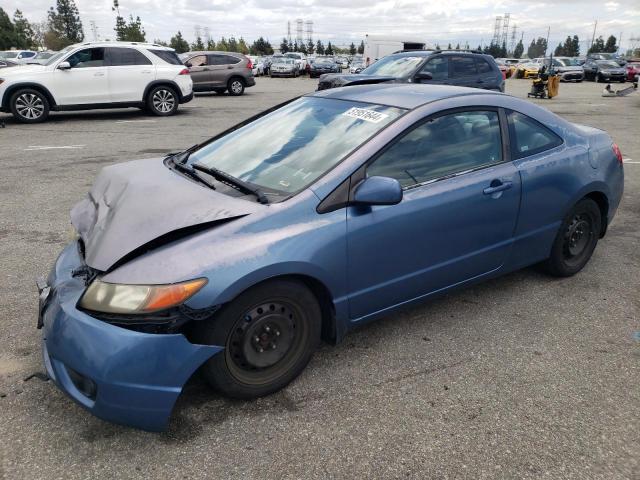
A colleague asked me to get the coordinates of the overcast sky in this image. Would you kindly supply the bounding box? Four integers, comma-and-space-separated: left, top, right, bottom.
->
5, 0, 640, 51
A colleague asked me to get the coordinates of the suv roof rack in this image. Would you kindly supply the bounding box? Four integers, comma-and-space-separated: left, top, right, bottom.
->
432, 49, 484, 54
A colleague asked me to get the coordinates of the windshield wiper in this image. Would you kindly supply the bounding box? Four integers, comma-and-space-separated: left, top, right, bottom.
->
192, 163, 269, 204
172, 161, 216, 190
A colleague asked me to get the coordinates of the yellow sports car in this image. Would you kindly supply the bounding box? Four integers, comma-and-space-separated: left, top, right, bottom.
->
516, 61, 540, 79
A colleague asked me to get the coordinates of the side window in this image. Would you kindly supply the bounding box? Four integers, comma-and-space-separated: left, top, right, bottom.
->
507, 110, 563, 159
108, 48, 152, 66
221, 55, 241, 65
450, 56, 477, 78
367, 111, 503, 188
207, 55, 225, 66
66, 48, 105, 68
476, 58, 492, 74
188, 55, 208, 66
420, 57, 447, 80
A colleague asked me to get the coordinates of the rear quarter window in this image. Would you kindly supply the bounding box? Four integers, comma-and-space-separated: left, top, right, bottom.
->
149, 49, 183, 65
507, 110, 563, 159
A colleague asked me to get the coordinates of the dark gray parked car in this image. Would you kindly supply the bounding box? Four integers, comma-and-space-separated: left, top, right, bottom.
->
181, 51, 255, 96
583, 59, 626, 83
317, 50, 504, 93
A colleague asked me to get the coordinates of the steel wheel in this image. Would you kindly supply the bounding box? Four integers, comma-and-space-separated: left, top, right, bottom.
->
562, 213, 595, 265
152, 89, 175, 113
225, 300, 306, 385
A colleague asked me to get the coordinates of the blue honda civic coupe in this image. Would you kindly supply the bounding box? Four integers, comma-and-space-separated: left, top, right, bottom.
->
38, 84, 624, 430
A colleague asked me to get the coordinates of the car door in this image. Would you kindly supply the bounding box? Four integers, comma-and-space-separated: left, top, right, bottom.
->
475, 57, 499, 89
414, 55, 449, 85
48, 47, 109, 105
105, 47, 155, 102
187, 54, 212, 90
448, 55, 480, 88
346, 109, 521, 319
208, 54, 240, 86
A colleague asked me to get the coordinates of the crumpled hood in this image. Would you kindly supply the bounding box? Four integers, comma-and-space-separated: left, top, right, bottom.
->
70, 157, 261, 271
318, 73, 396, 90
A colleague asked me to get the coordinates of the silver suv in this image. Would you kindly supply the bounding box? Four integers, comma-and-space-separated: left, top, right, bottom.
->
181, 51, 256, 96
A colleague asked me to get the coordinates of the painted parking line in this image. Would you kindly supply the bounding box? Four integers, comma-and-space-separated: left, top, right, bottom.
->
24, 145, 86, 151
623, 158, 639, 164
115, 120, 157, 124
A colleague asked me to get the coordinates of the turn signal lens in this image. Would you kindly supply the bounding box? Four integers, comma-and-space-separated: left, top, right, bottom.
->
79, 278, 207, 314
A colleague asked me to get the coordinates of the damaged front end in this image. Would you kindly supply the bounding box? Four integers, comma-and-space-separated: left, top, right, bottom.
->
39, 240, 223, 431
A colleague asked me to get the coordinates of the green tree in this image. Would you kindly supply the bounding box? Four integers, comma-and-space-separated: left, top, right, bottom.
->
526, 37, 547, 58
571, 35, 580, 56
237, 37, 249, 54
13, 10, 35, 49
588, 35, 605, 54
316, 40, 324, 55
227, 36, 238, 52
112, 1, 145, 42
299, 41, 307, 55
153, 38, 168, 46
280, 37, 289, 53
513, 39, 524, 58
169, 31, 189, 53
603, 35, 617, 53
349, 42, 356, 55
250, 37, 273, 55
206, 37, 215, 50
357, 40, 364, 54
0, 8, 15, 50
46, 0, 84, 49
216, 37, 229, 51
455, 43, 460, 50
326, 41, 334, 56
306, 38, 314, 54
192, 35, 204, 50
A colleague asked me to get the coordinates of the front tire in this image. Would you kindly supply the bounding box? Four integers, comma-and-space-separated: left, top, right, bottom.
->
227, 77, 245, 96
10, 88, 50, 123
195, 279, 321, 399
147, 86, 178, 116
543, 198, 601, 277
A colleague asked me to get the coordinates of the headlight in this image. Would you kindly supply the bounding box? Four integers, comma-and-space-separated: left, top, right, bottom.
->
79, 278, 207, 314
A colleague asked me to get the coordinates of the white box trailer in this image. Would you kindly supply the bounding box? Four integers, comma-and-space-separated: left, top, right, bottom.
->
363, 35, 427, 66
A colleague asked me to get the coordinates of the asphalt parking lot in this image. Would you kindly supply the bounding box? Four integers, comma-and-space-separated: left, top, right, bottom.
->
0, 76, 638, 479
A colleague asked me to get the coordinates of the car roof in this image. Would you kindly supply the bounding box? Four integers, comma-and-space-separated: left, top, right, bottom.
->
310, 83, 500, 110
70, 41, 175, 51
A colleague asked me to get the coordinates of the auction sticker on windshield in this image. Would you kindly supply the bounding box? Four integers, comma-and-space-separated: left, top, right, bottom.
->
342, 107, 389, 123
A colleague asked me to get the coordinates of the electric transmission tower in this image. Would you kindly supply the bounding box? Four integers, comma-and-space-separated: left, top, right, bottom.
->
305, 20, 313, 42
501, 13, 510, 47
296, 18, 304, 45
510, 24, 517, 53
90, 20, 99, 41
492, 16, 502, 45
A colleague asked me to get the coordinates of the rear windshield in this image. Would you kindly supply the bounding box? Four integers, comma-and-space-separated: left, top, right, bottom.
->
361, 55, 424, 77
149, 49, 182, 65
188, 97, 405, 195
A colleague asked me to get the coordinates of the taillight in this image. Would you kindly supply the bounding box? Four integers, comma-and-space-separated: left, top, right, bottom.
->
245, 57, 252, 69
179, 68, 190, 75
612, 143, 623, 165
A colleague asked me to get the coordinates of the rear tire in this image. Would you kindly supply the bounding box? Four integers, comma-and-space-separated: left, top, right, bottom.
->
10, 88, 50, 123
543, 198, 601, 277
147, 85, 178, 116
227, 77, 245, 96
195, 279, 321, 399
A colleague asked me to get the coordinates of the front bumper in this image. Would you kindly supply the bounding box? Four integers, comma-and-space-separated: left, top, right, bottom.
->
179, 91, 194, 103
39, 242, 222, 431
558, 71, 584, 81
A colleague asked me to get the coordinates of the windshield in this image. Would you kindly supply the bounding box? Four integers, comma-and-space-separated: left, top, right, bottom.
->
275, 58, 294, 64
598, 61, 620, 68
316, 59, 333, 64
43, 46, 74, 66
285, 53, 301, 59
361, 55, 424, 77
1, 51, 18, 59
187, 97, 404, 195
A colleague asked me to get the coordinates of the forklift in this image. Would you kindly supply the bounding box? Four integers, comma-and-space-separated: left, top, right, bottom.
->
527, 55, 560, 99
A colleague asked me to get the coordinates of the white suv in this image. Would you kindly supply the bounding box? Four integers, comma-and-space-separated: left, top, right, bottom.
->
0, 42, 193, 123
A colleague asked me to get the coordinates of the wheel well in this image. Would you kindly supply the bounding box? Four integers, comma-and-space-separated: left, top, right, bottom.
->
143, 81, 179, 101
3, 84, 56, 110
228, 76, 246, 86
584, 191, 609, 237
233, 274, 338, 345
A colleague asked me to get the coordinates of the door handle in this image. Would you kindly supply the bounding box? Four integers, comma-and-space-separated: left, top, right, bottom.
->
483, 181, 512, 195
141, 70, 152, 74
93, 72, 105, 77
227, 66, 233, 69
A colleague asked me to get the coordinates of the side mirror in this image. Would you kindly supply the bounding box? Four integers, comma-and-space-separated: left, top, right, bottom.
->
57, 61, 71, 70
415, 71, 432, 81
353, 176, 403, 206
